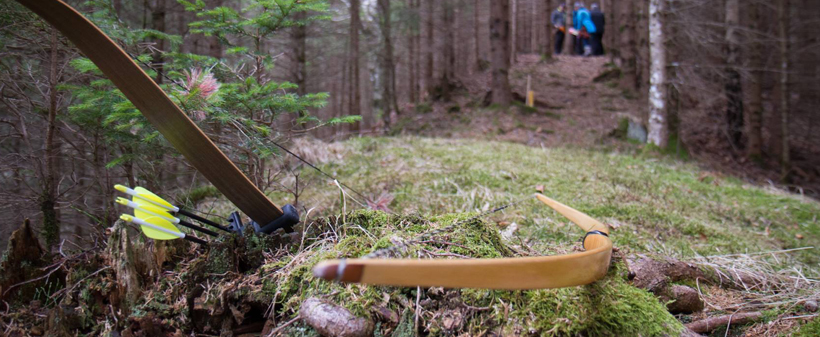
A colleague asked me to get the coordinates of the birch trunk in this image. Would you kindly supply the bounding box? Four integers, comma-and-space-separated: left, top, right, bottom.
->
647, 0, 668, 147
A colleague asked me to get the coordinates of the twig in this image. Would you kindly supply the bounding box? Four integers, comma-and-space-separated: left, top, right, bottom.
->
415, 285, 421, 337
2, 262, 63, 297
50, 266, 110, 300
703, 247, 814, 258
780, 314, 819, 320
266, 316, 299, 337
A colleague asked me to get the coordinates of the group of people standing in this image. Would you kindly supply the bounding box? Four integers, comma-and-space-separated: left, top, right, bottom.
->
551, 2, 606, 56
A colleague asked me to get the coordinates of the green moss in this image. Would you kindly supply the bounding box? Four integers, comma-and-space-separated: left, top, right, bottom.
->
292, 137, 820, 268
252, 210, 682, 336
795, 316, 820, 337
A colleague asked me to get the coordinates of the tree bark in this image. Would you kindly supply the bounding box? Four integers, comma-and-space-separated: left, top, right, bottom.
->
647, 0, 668, 147
293, 11, 308, 96
349, 0, 361, 133
746, 1, 763, 159
425, 0, 434, 98
490, 0, 512, 106
150, 0, 166, 84
530, 0, 537, 53
439, 1, 456, 100
378, 0, 398, 126
619, 0, 637, 90
510, 0, 517, 65
724, 0, 744, 151
543, 0, 552, 57
778, 0, 790, 180
474, 0, 482, 71
408, 0, 417, 102
43, 28, 61, 248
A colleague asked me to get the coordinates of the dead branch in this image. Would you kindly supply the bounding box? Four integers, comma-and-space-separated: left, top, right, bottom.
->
685, 311, 762, 334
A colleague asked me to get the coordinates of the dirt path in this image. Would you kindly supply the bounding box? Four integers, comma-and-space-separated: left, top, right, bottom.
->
398, 53, 643, 148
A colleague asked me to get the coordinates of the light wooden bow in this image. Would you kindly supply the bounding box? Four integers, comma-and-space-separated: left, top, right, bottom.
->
18, 0, 285, 226
313, 194, 613, 289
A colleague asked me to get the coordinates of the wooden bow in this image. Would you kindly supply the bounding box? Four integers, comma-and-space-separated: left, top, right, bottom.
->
18, 0, 285, 226
313, 194, 613, 289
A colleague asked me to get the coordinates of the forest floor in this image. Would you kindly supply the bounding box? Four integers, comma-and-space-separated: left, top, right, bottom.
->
2, 56, 820, 336
394, 53, 820, 198
394, 54, 639, 149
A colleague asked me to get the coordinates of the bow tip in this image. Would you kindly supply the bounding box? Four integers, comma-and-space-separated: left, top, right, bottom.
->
312, 261, 338, 281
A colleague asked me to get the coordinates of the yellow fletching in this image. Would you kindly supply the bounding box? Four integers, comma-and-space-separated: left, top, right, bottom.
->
134, 186, 174, 208
134, 198, 171, 217
139, 216, 181, 240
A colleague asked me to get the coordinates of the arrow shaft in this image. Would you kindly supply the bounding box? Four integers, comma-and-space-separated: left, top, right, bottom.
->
118, 198, 220, 237
178, 209, 231, 232
178, 219, 220, 236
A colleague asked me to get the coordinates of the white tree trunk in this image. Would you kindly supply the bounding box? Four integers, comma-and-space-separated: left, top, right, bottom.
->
647, 0, 668, 147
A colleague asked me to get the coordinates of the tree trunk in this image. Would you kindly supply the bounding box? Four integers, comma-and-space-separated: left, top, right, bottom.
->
439, 2, 456, 100
618, 0, 636, 90
647, 0, 668, 147
543, 0, 552, 57
43, 28, 61, 249
425, 0, 434, 98
293, 11, 308, 96
150, 0, 166, 84
778, 0, 790, 180
474, 0, 481, 71
530, 0, 537, 53
746, 1, 763, 159
378, 0, 398, 126
490, 0, 512, 106
408, 0, 417, 102
349, 0, 361, 133
510, 0, 517, 65
724, 0, 743, 151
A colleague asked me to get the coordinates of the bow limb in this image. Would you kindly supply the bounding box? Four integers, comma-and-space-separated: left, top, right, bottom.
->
314, 195, 613, 289
18, 0, 284, 224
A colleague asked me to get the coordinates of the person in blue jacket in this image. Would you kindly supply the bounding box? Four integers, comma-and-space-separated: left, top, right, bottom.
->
572, 2, 596, 56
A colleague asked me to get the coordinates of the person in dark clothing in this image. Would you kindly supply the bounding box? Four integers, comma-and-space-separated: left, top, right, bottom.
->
590, 3, 606, 55
551, 3, 567, 54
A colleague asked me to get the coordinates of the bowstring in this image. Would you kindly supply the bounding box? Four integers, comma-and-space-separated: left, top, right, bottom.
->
364, 194, 537, 259
122, 48, 375, 206
123, 47, 536, 249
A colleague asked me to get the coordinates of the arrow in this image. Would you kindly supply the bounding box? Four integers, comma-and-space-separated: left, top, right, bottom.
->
115, 197, 219, 236
114, 184, 230, 232
119, 214, 207, 245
